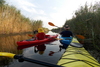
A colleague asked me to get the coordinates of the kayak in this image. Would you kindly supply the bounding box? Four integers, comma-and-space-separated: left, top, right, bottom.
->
59, 37, 73, 48
17, 35, 58, 46
57, 38, 100, 67
17, 40, 57, 50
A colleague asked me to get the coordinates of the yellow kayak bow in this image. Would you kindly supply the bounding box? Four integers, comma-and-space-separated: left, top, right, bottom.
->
57, 38, 100, 67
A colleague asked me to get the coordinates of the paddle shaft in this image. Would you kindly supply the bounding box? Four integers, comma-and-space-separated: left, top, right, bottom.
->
14, 55, 63, 67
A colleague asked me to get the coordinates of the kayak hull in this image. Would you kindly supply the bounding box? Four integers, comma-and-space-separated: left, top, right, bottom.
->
57, 38, 100, 67
59, 37, 73, 48
17, 40, 56, 50
17, 35, 58, 46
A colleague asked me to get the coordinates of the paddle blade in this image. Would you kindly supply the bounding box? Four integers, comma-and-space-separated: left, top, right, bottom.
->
0, 52, 15, 58
28, 34, 34, 37
76, 35, 85, 39
48, 22, 56, 26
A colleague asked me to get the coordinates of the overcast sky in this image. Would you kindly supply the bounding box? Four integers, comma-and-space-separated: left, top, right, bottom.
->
5, 0, 100, 29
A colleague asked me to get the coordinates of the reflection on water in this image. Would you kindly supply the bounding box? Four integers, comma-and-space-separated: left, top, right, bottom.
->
0, 33, 65, 67
0, 34, 32, 67
34, 44, 46, 55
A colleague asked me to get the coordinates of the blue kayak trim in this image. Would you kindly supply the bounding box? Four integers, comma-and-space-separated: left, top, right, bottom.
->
59, 37, 73, 48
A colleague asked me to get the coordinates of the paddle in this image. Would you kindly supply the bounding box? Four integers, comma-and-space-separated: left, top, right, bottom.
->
28, 34, 34, 37
0, 52, 62, 67
48, 22, 59, 27
48, 22, 62, 34
75, 35, 85, 44
48, 22, 85, 40
55, 38, 63, 40
48, 22, 69, 40
76, 35, 85, 39
28, 30, 38, 37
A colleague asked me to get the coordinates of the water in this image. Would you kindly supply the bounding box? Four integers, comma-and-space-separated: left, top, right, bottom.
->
0, 31, 65, 67
9, 41, 65, 67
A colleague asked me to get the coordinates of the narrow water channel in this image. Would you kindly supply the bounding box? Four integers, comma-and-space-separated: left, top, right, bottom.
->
0, 31, 65, 67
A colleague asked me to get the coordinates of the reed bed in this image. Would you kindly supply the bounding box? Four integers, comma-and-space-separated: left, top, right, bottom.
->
0, 34, 32, 66
0, 1, 49, 35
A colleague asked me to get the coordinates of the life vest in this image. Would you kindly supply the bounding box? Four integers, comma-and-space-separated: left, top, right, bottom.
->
36, 33, 45, 40
36, 28, 45, 40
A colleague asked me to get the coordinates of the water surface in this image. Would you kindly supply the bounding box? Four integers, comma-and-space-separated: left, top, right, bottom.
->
0, 31, 65, 67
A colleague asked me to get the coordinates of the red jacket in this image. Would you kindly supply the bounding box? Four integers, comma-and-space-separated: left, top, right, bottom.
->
36, 33, 45, 40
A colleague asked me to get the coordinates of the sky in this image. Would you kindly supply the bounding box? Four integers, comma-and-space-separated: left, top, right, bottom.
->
5, 0, 100, 29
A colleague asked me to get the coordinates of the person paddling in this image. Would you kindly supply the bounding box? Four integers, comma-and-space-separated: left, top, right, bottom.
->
36, 28, 46, 40
59, 25, 73, 48
59, 25, 73, 37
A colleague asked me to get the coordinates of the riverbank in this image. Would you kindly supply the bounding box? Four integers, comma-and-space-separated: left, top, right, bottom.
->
0, 32, 32, 37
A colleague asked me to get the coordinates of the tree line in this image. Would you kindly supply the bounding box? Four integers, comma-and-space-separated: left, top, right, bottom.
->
51, 2, 100, 50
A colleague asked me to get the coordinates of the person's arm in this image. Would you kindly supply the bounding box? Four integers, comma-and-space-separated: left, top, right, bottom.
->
34, 34, 38, 40
70, 31, 73, 37
59, 31, 63, 35
33, 30, 38, 34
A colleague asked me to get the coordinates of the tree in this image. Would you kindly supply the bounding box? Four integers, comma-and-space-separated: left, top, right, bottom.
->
0, 0, 5, 6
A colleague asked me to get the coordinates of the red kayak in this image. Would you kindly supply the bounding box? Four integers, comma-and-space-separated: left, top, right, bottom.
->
17, 40, 57, 50
17, 35, 58, 46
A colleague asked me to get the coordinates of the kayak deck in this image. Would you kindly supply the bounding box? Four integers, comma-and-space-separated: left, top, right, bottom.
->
17, 35, 58, 46
57, 38, 100, 67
